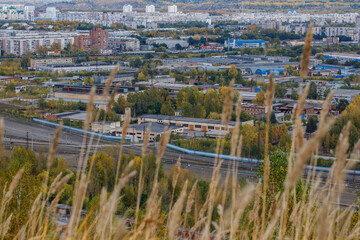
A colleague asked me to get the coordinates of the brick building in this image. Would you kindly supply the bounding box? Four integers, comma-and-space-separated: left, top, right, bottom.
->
74, 28, 108, 52
242, 103, 267, 117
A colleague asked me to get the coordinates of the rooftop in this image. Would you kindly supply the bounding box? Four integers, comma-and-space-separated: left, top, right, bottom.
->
129, 122, 183, 133
139, 114, 236, 126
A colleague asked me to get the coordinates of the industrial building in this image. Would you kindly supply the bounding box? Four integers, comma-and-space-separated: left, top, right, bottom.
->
225, 39, 266, 48
116, 122, 184, 141
138, 114, 254, 132
54, 84, 139, 103
30, 58, 73, 70
37, 62, 118, 73
332, 89, 360, 105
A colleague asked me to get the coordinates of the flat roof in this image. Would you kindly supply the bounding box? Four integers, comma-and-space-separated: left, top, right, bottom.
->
139, 114, 236, 126
129, 122, 183, 133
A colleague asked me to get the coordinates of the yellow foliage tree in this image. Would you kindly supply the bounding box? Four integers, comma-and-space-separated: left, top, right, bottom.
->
252, 89, 265, 105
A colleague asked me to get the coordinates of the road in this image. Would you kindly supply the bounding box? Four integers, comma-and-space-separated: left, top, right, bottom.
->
1, 114, 358, 206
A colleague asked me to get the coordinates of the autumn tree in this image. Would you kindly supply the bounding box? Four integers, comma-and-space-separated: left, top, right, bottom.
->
252, 89, 265, 105
228, 65, 238, 79
87, 152, 115, 197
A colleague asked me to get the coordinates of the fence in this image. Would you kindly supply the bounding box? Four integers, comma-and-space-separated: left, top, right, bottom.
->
166, 144, 360, 176
33, 118, 132, 141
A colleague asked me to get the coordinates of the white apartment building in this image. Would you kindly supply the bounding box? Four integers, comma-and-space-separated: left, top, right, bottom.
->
145, 5, 155, 13
0, 4, 35, 20
168, 5, 177, 13
108, 37, 140, 51
0, 31, 76, 56
24, 6, 35, 21
123, 4, 132, 13
356, 16, 360, 29
46, 7, 57, 21
325, 27, 360, 41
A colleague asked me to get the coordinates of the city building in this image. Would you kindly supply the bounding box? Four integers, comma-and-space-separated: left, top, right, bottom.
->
116, 122, 183, 142
138, 114, 254, 132
0, 31, 75, 56
123, 4, 132, 13
319, 53, 360, 63
74, 28, 109, 52
30, 58, 73, 70
37, 62, 118, 73
242, 103, 267, 117
146, 38, 188, 49
108, 37, 140, 52
54, 84, 139, 103
145, 5, 155, 13
45, 7, 57, 21
225, 39, 266, 48
356, 16, 360, 28
168, 5, 177, 13
332, 89, 360, 105
24, 6, 35, 21
0, 4, 35, 20
91, 121, 121, 134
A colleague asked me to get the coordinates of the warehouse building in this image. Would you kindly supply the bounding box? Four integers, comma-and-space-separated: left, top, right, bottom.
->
138, 114, 253, 132
116, 122, 184, 142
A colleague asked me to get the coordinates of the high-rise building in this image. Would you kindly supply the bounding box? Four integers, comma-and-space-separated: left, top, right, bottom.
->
74, 28, 109, 52
356, 16, 360, 28
24, 6, 35, 21
46, 7, 57, 21
123, 4, 132, 13
145, 5, 155, 13
168, 5, 177, 13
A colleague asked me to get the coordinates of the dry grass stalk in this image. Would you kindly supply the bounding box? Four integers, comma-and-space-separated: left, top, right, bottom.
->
186, 180, 197, 214
0, 168, 23, 235
260, 73, 274, 234
46, 123, 63, 169
300, 22, 313, 79
222, 80, 234, 127
135, 124, 151, 227
0, 119, 5, 158
286, 119, 333, 189
229, 184, 255, 239
141, 123, 151, 157
102, 65, 119, 97
202, 160, 223, 240
106, 83, 120, 114
230, 96, 242, 157
168, 180, 188, 240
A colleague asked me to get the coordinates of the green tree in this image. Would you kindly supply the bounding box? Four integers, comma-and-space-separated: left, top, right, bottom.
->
308, 82, 318, 100
87, 152, 115, 197
306, 116, 318, 134
275, 84, 287, 98
258, 149, 288, 193
290, 89, 298, 100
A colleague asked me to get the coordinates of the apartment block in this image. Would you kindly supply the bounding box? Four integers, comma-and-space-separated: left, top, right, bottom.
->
74, 28, 108, 52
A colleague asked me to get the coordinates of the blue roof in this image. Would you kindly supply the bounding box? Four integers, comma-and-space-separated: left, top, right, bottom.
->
255, 68, 285, 74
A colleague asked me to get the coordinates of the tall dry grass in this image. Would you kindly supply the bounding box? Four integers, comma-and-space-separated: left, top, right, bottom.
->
0, 25, 359, 240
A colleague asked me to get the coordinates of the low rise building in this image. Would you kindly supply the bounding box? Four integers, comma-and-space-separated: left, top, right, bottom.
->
91, 121, 121, 134
116, 122, 183, 142
30, 58, 73, 70
37, 62, 118, 73
138, 114, 253, 132
54, 85, 138, 104
242, 103, 267, 117
332, 89, 360, 105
